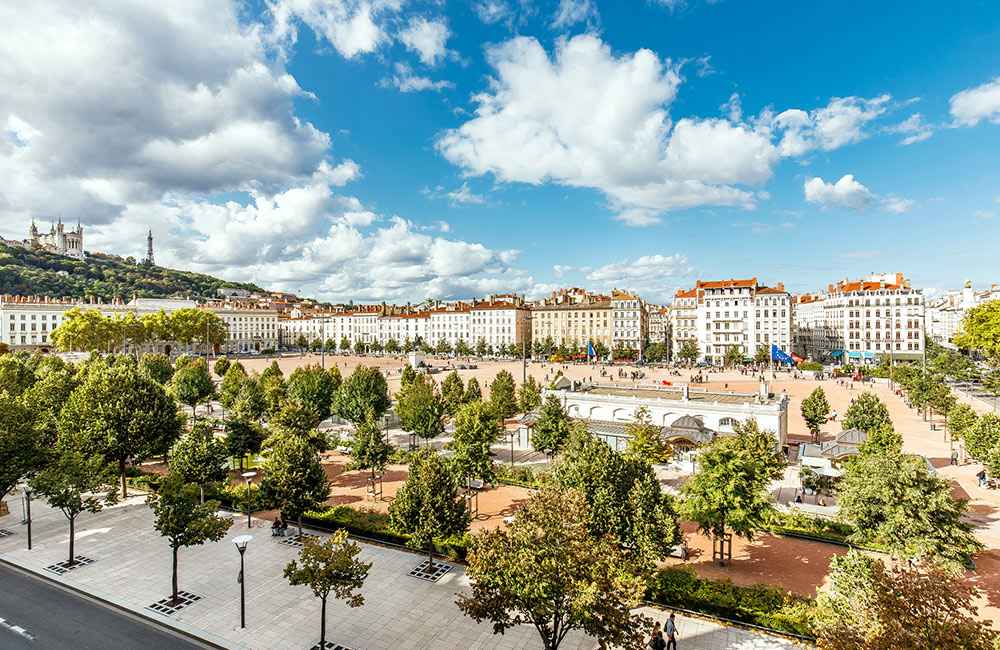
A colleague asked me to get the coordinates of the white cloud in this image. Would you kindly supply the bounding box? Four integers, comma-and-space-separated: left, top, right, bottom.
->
552, 264, 574, 278
804, 175, 913, 214
665, 118, 777, 185
474, 0, 511, 24
552, 0, 599, 29
974, 210, 995, 220
398, 16, 450, 66
379, 63, 454, 93
885, 113, 933, 145
949, 76, 1000, 127
267, 0, 402, 60
585, 254, 694, 301
771, 95, 890, 156
446, 182, 486, 205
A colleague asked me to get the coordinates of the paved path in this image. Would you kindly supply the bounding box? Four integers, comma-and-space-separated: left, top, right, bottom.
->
0, 562, 206, 649
0, 497, 803, 649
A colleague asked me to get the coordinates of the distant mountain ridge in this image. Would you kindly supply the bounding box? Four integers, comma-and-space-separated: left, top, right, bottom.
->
0, 242, 265, 301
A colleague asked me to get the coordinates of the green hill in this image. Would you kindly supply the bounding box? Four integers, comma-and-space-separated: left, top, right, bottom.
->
0, 242, 265, 301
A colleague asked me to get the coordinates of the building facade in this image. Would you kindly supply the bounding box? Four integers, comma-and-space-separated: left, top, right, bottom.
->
670, 288, 700, 360
611, 290, 646, 357
530, 288, 612, 352
926, 282, 1000, 347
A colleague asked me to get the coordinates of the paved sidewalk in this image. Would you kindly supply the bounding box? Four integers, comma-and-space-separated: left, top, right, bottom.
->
0, 497, 803, 650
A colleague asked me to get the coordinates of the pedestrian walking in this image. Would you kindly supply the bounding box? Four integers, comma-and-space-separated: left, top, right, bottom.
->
664, 613, 678, 650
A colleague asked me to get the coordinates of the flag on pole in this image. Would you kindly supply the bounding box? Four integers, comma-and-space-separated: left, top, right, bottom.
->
770, 344, 794, 366
587, 341, 596, 360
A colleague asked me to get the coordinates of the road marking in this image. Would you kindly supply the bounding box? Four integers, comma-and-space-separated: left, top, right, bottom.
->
0, 616, 36, 641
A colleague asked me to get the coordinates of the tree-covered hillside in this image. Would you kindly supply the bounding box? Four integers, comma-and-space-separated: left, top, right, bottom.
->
0, 242, 264, 300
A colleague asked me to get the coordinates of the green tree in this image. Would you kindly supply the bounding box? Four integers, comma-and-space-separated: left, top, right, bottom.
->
334, 365, 390, 425
801, 386, 831, 442
139, 352, 174, 385
463, 376, 482, 403
435, 337, 452, 355
681, 419, 785, 564
268, 401, 328, 453
400, 364, 417, 390
60, 360, 182, 499
954, 300, 1000, 365
51, 307, 116, 352
842, 392, 893, 435
440, 370, 465, 416
724, 346, 745, 367
147, 474, 232, 604
0, 393, 45, 501
475, 338, 488, 357
859, 423, 904, 455
396, 374, 446, 446
815, 551, 996, 650
517, 375, 542, 413
531, 394, 572, 457
169, 357, 215, 420
754, 346, 771, 365
449, 401, 501, 484
385, 338, 400, 354
213, 356, 231, 378
388, 448, 470, 568
552, 426, 680, 567
677, 339, 699, 365
225, 418, 266, 471
838, 450, 982, 567
353, 339, 365, 355
489, 370, 518, 419
20, 363, 78, 446
170, 425, 229, 503
456, 338, 472, 356
218, 363, 248, 411
296, 334, 309, 350
284, 530, 371, 650
964, 413, 1000, 462
623, 406, 672, 464
339, 336, 350, 352
0, 353, 36, 397
260, 372, 287, 416
347, 417, 392, 482
947, 403, 979, 442
29, 445, 118, 564
230, 376, 266, 423
287, 364, 340, 421
458, 487, 650, 650
261, 434, 330, 536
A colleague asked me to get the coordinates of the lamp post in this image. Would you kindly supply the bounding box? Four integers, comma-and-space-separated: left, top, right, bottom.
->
240, 471, 257, 529
233, 535, 252, 629
23, 488, 32, 550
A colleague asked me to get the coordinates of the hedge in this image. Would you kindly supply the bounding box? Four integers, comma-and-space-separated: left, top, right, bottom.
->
646, 566, 816, 638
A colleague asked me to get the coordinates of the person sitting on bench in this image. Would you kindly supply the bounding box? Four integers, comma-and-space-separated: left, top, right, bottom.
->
271, 517, 288, 537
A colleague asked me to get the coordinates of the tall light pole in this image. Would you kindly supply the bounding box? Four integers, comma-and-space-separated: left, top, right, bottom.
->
233, 535, 252, 629
23, 487, 32, 550
521, 313, 532, 384
240, 471, 257, 529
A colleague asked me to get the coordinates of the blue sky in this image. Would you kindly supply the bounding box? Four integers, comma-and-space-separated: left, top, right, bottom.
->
2, 0, 999, 302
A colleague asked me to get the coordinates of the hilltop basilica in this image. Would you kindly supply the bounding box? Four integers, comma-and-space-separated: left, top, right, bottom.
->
0, 219, 86, 260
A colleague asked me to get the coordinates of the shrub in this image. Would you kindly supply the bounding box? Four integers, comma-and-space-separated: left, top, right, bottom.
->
647, 566, 815, 637
494, 463, 544, 487
797, 361, 823, 372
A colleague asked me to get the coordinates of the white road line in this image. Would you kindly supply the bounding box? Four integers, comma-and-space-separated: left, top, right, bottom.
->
0, 616, 36, 641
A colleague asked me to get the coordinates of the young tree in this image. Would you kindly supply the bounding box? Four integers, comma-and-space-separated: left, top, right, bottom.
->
218, 363, 248, 411
859, 423, 903, 455
388, 448, 470, 568
334, 365, 390, 425
838, 450, 982, 567
678, 340, 699, 365
147, 474, 232, 604
815, 551, 996, 650
681, 419, 785, 564
347, 417, 392, 483
296, 334, 309, 350
268, 400, 328, 453
0, 393, 45, 503
440, 370, 465, 416
517, 375, 542, 413
947, 403, 979, 442
754, 346, 771, 365
170, 425, 229, 503
225, 418, 266, 471
29, 446, 118, 564
489, 370, 518, 419
396, 374, 446, 446
531, 394, 572, 457
20, 363, 78, 446
801, 386, 831, 442
169, 357, 215, 421
458, 487, 650, 650
724, 346, 745, 367
449, 401, 501, 485
60, 361, 182, 499
400, 364, 417, 391
339, 336, 350, 352
623, 406, 672, 464
230, 376, 266, 423
456, 338, 472, 356
553, 426, 680, 567
261, 434, 330, 536
842, 392, 893, 435
260, 371, 287, 416
287, 364, 340, 421
284, 530, 371, 650
353, 339, 365, 355
464, 376, 483, 403
139, 352, 174, 385
475, 338, 488, 358
213, 356, 231, 378
954, 300, 1000, 365
964, 413, 1000, 462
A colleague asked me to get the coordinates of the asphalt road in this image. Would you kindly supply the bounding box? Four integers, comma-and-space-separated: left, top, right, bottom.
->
0, 563, 208, 649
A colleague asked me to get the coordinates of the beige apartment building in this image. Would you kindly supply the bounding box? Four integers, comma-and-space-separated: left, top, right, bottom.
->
531, 288, 612, 350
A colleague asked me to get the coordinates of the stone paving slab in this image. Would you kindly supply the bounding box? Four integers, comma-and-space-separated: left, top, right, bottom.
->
0, 495, 804, 650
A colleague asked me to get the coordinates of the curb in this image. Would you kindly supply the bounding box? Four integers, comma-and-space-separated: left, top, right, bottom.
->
0, 556, 234, 650
641, 601, 816, 645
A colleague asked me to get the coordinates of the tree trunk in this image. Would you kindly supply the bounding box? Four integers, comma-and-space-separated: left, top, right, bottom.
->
427, 545, 434, 570
191, 404, 197, 423
120, 458, 128, 500
320, 595, 327, 647
171, 545, 179, 604
199, 484, 204, 505
68, 515, 75, 564
298, 514, 304, 538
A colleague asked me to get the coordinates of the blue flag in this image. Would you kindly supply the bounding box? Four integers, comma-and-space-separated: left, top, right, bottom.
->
587, 341, 596, 359
771, 344, 794, 365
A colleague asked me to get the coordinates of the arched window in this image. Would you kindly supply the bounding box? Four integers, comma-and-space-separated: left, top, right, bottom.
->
718, 417, 738, 428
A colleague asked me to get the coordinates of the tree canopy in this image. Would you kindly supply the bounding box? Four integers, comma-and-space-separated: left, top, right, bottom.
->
954, 300, 1000, 365
449, 401, 501, 484
489, 370, 518, 419
841, 392, 893, 435
287, 364, 340, 421
261, 433, 330, 536
531, 394, 573, 457
801, 386, 831, 441
395, 374, 446, 445
334, 365, 390, 425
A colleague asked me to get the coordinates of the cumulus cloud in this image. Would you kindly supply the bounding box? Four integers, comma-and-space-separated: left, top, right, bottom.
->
885, 113, 933, 145
446, 182, 486, 205
770, 95, 890, 156
949, 76, 1000, 127
585, 254, 694, 301
804, 175, 912, 214
267, 0, 402, 59
398, 16, 451, 66
379, 63, 453, 93
552, 0, 600, 29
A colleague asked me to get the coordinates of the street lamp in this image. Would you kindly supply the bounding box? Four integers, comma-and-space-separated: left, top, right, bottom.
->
233, 535, 253, 629
240, 471, 257, 529
22, 487, 32, 550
